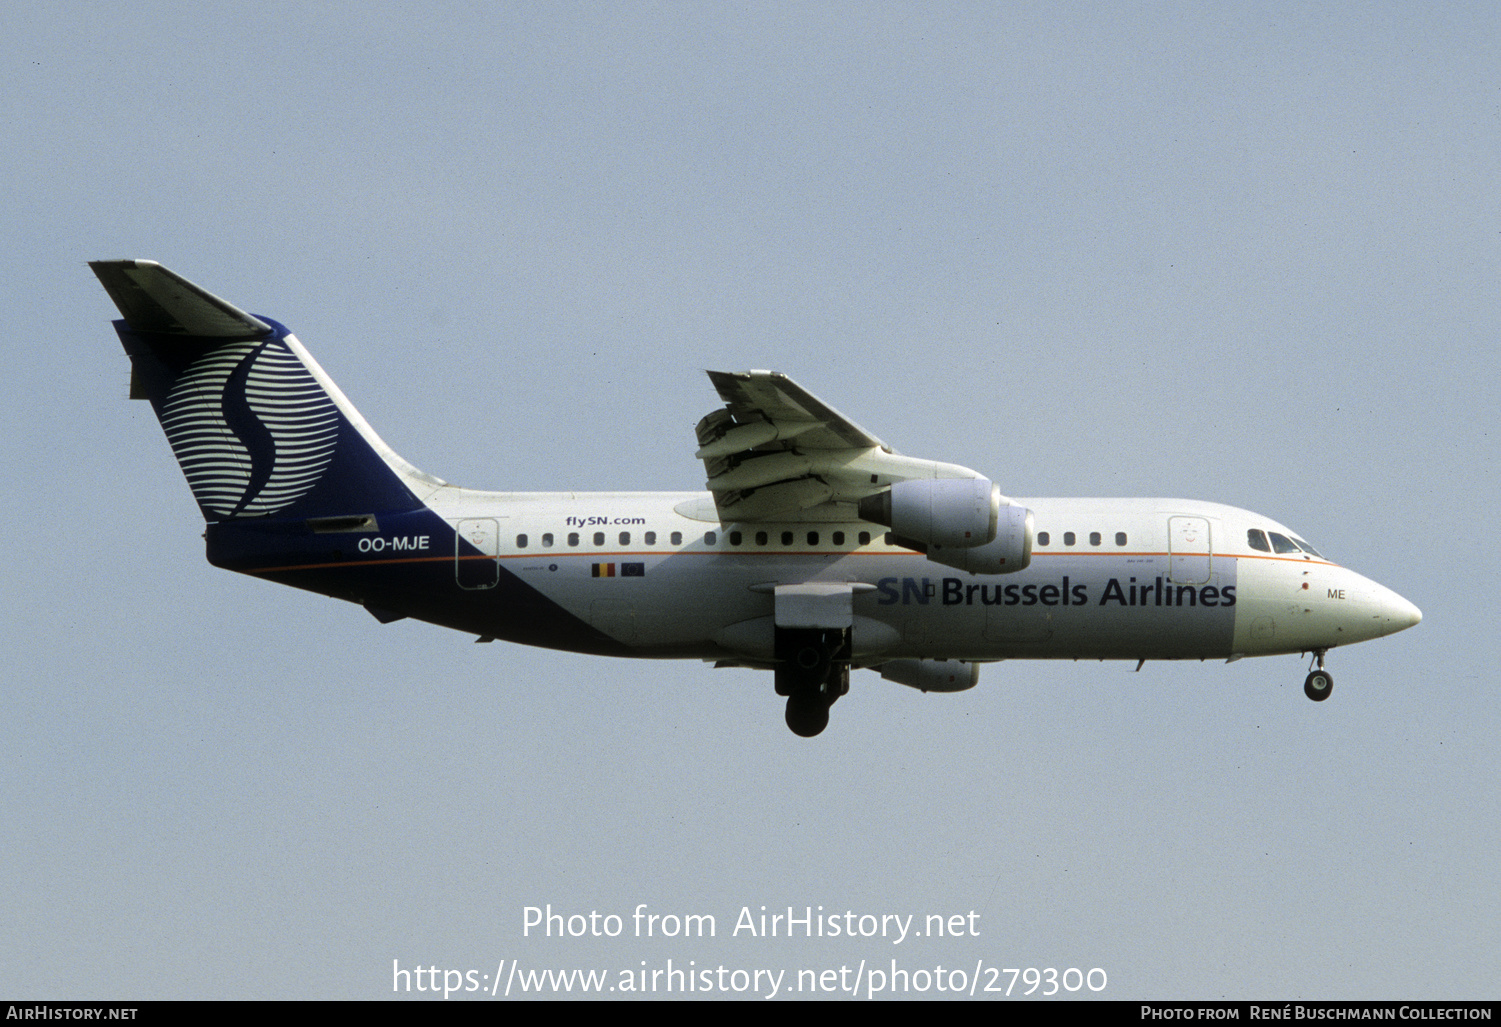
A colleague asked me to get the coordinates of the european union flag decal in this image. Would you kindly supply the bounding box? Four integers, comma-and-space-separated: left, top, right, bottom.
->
622, 562, 645, 577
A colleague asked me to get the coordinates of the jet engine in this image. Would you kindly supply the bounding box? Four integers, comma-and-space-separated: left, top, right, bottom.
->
858, 477, 998, 548
858, 478, 1033, 575
879, 659, 981, 693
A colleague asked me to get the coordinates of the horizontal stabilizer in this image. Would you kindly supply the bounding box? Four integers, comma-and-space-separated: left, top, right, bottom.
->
89, 260, 272, 339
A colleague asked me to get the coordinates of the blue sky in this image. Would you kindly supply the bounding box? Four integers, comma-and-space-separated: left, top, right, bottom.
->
4, 1, 1496, 1000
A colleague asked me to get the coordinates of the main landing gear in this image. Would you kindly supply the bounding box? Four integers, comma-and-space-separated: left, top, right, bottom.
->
775, 627, 851, 737
1303, 650, 1333, 702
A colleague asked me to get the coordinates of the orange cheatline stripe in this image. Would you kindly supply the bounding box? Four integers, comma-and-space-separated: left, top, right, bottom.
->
249, 547, 1334, 577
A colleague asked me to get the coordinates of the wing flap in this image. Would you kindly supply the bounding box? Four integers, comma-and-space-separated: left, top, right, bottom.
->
704, 371, 885, 451
696, 370, 985, 523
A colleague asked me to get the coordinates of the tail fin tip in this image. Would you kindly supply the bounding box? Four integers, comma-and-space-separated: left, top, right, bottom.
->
94, 260, 436, 521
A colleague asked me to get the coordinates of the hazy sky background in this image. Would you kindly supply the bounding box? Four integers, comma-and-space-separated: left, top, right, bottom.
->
4, 1, 1496, 1000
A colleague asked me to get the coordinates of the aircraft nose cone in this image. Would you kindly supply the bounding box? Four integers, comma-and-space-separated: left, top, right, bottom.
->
1381, 590, 1422, 636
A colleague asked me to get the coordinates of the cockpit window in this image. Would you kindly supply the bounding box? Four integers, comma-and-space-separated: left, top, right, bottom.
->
1292, 537, 1323, 558
1267, 531, 1301, 555
1251, 527, 1323, 558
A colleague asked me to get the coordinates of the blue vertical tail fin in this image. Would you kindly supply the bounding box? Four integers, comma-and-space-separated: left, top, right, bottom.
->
91, 260, 443, 521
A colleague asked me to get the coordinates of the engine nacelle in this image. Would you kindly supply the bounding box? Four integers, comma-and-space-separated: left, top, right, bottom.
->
859, 477, 1000, 549
879, 659, 980, 693
860, 478, 1034, 575
921, 504, 1034, 575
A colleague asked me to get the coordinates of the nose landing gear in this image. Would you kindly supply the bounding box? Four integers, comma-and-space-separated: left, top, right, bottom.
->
1303, 650, 1333, 702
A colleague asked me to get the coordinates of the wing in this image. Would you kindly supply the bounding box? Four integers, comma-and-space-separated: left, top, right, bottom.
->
696, 370, 986, 523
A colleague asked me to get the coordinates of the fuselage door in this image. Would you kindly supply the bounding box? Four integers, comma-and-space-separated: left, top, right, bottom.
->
456, 517, 501, 589
1168, 516, 1211, 584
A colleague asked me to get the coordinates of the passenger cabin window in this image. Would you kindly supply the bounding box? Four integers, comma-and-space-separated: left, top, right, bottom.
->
644, 531, 656, 545
807, 531, 819, 545
832, 531, 845, 545
730, 531, 743, 546
1115, 532, 1127, 546
1064, 532, 1076, 546
705, 531, 717, 545
542, 533, 554, 548
782, 531, 794, 546
1089, 532, 1101, 546
516, 534, 528, 548
756, 531, 768, 546
858, 531, 871, 546
568, 532, 580, 547
1037, 531, 1050, 546
671, 531, 682, 545
619, 532, 630, 546
593, 532, 605, 546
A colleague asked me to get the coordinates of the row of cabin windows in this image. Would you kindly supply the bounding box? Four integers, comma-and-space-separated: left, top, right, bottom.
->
725, 529, 873, 547
511, 529, 875, 550
1031, 527, 1324, 557
511, 526, 1324, 557
515, 530, 685, 549
1036, 531, 1128, 548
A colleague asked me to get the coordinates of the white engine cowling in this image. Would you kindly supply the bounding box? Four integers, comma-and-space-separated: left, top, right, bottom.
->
860, 478, 1000, 549
859, 479, 1033, 575
879, 659, 980, 693
923, 504, 1033, 574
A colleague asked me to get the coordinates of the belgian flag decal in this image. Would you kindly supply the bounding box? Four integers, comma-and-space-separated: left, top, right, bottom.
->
593, 562, 645, 578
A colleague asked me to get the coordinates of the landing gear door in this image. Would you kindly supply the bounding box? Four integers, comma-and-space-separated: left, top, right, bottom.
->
773, 582, 862, 630
1168, 516, 1211, 584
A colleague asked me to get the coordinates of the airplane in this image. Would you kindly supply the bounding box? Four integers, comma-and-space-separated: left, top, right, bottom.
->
91, 260, 1422, 737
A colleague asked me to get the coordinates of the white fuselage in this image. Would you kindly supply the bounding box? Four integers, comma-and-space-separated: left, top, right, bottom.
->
418, 488, 1418, 665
